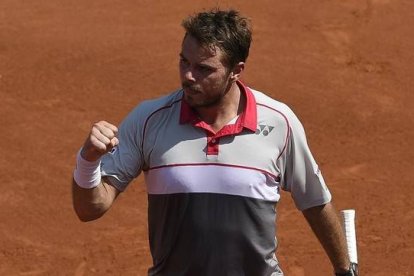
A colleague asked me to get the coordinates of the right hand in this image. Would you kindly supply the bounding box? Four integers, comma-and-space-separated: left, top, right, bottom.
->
81, 121, 119, 162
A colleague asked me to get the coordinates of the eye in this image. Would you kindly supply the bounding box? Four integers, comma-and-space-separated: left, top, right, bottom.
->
179, 57, 188, 65
197, 65, 213, 73
179, 54, 190, 65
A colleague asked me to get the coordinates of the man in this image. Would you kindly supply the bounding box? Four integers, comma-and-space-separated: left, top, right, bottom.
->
72, 9, 358, 276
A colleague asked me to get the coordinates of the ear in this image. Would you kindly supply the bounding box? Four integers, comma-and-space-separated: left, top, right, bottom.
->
230, 62, 245, 82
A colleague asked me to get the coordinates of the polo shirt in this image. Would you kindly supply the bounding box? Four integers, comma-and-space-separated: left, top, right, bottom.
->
101, 81, 331, 275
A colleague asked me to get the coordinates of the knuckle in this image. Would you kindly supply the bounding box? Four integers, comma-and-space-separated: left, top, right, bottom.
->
92, 121, 102, 127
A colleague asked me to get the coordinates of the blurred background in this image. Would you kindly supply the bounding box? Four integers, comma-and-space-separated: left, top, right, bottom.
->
1, 0, 413, 275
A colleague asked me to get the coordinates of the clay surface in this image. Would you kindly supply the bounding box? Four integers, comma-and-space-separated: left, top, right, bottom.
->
1, 1, 413, 275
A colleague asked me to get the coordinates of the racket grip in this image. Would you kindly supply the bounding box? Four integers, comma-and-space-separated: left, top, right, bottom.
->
340, 209, 358, 264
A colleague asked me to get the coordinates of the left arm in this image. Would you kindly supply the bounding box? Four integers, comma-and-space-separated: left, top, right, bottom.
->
302, 202, 351, 274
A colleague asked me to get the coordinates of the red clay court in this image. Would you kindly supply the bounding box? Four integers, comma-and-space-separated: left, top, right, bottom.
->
1, 1, 413, 275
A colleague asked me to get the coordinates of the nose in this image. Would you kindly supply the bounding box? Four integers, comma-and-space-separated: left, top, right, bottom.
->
180, 61, 195, 82
183, 68, 195, 82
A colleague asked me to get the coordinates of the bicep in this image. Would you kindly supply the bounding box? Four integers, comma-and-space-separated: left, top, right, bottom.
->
72, 177, 121, 221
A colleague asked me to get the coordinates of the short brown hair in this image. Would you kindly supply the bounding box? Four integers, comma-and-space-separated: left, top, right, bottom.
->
182, 9, 252, 68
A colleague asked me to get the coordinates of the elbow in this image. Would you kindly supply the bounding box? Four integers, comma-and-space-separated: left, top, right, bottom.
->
76, 212, 101, 222
73, 204, 106, 222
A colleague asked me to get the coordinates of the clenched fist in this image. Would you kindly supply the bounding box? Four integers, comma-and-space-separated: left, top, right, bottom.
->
81, 121, 119, 162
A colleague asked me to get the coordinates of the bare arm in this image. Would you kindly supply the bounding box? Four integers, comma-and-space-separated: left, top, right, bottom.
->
72, 120, 120, 222
302, 202, 351, 274
72, 177, 120, 222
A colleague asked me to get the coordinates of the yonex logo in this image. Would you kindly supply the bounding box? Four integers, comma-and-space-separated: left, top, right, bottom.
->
256, 125, 274, 136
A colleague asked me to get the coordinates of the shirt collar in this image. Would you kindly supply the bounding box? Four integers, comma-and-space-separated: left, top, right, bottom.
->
179, 80, 257, 133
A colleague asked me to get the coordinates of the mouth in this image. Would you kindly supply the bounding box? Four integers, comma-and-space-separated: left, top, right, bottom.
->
183, 86, 201, 95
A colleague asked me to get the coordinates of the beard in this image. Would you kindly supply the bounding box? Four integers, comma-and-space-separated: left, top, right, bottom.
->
183, 89, 223, 108
182, 79, 232, 108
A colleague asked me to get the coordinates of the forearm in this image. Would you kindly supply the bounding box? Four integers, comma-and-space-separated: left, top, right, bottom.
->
303, 202, 350, 273
72, 178, 118, 222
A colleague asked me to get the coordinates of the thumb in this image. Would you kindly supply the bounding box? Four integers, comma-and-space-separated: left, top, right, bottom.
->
110, 137, 119, 148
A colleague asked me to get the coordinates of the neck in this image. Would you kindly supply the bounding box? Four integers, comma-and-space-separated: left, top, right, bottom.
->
195, 82, 246, 132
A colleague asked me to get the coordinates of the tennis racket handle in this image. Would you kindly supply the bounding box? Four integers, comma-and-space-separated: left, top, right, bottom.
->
340, 209, 358, 264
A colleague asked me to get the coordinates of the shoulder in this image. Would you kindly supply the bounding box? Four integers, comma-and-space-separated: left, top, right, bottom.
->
134, 89, 182, 115
125, 89, 183, 122
249, 88, 301, 127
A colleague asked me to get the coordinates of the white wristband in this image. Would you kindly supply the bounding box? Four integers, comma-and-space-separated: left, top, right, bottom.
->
73, 149, 102, 189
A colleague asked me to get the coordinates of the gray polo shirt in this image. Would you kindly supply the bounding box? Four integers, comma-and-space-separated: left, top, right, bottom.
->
101, 81, 331, 275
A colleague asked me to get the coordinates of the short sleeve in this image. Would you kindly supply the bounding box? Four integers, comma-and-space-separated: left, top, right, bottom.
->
280, 110, 331, 211
101, 107, 144, 191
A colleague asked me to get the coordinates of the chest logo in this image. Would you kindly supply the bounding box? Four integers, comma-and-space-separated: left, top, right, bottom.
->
256, 125, 275, 136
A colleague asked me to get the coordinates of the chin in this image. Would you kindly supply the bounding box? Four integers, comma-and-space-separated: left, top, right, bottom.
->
184, 95, 200, 107
187, 100, 205, 108
184, 93, 222, 108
